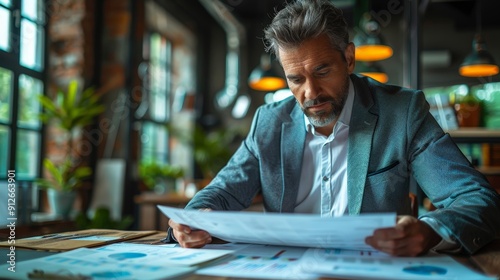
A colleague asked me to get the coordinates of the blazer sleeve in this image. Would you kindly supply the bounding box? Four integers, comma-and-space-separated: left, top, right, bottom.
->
408, 91, 500, 254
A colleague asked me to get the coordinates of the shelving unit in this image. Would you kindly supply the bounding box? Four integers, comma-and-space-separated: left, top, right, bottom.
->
447, 128, 500, 193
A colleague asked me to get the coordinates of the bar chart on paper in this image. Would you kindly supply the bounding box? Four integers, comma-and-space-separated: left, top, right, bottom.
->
196, 244, 318, 279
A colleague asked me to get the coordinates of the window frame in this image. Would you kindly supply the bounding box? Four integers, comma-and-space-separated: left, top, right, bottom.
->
0, 0, 47, 223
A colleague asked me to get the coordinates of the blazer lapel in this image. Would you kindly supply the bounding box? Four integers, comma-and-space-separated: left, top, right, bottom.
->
280, 104, 306, 213
347, 75, 378, 214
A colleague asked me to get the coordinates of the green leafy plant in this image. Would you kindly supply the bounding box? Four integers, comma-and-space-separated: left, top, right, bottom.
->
167, 124, 242, 179
36, 158, 92, 192
37, 80, 105, 192
138, 161, 185, 190
38, 81, 105, 133
191, 125, 238, 179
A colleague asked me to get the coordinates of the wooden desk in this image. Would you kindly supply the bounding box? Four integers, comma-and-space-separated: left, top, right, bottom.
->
0, 219, 76, 240
458, 238, 500, 277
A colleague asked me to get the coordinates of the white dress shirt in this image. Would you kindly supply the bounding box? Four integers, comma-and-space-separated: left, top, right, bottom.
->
294, 79, 355, 217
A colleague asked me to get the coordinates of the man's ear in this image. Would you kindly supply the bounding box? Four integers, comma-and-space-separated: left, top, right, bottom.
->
345, 42, 355, 74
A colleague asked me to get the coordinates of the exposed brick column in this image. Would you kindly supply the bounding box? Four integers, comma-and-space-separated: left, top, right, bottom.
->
43, 0, 89, 213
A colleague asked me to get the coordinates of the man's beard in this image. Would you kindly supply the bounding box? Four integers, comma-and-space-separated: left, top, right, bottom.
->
301, 76, 350, 127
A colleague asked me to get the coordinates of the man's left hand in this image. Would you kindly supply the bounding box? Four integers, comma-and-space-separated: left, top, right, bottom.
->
365, 215, 442, 256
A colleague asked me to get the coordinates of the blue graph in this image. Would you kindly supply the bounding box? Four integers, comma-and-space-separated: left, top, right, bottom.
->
403, 265, 447, 276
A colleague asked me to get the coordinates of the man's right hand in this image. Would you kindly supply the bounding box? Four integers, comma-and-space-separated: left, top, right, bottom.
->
168, 216, 212, 248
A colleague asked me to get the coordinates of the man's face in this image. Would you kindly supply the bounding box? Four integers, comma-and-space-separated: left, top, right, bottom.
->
279, 35, 355, 130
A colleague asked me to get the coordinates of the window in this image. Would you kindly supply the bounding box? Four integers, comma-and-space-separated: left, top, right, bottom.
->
140, 1, 197, 179
0, 0, 46, 224
140, 32, 172, 164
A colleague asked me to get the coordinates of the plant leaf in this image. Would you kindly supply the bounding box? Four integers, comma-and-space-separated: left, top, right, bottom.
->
65, 80, 78, 110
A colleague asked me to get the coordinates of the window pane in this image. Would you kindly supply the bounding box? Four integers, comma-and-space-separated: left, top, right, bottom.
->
0, 0, 11, 6
149, 34, 170, 121
0, 67, 13, 123
22, 0, 44, 23
0, 7, 9, 51
15, 129, 40, 179
18, 74, 42, 128
141, 122, 168, 163
20, 19, 44, 71
0, 126, 9, 176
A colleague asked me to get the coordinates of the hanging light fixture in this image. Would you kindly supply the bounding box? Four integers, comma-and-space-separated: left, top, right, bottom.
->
353, 13, 393, 62
459, 0, 498, 77
355, 62, 388, 83
459, 35, 499, 77
248, 54, 287, 91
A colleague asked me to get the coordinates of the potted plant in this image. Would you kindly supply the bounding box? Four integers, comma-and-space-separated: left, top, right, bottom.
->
36, 158, 92, 219
138, 161, 185, 194
167, 123, 242, 187
191, 125, 239, 180
36, 80, 105, 219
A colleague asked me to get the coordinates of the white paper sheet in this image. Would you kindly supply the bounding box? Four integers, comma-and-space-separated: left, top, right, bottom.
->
0, 248, 195, 280
197, 244, 319, 279
94, 243, 234, 266
298, 248, 496, 280
158, 205, 396, 251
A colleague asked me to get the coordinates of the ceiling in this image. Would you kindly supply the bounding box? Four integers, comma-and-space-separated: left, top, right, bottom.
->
220, 0, 500, 30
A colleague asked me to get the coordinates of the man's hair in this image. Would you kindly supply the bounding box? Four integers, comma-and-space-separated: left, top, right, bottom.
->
263, 0, 349, 61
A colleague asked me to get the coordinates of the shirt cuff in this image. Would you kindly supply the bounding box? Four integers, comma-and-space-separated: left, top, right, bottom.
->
420, 217, 461, 253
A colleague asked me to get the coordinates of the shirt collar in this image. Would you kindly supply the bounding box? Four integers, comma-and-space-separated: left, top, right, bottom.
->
304, 77, 355, 133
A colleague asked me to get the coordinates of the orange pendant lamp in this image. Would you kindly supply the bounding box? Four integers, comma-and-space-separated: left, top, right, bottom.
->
356, 62, 388, 83
459, 34, 499, 77
353, 13, 393, 62
459, 0, 498, 78
248, 54, 287, 91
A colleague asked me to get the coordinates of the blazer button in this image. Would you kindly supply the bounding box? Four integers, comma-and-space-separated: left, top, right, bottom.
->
473, 237, 482, 247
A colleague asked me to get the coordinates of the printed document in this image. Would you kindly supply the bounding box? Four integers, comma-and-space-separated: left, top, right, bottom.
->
298, 247, 496, 280
0, 248, 195, 280
197, 244, 318, 279
158, 205, 395, 251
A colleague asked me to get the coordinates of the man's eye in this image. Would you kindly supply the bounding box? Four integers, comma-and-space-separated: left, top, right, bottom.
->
317, 71, 329, 77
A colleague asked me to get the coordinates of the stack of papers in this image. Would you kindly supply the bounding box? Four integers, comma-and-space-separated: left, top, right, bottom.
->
0, 229, 157, 251
0, 209, 494, 279
158, 206, 495, 280
158, 205, 396, 250
0, 243, 235, 280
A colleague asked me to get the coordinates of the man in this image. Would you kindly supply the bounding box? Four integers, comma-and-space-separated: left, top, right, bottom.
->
168, 0, 500, 256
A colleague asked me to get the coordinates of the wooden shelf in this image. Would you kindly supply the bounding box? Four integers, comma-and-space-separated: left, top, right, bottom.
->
447, 128, 500, 143
477, 166, 500, 176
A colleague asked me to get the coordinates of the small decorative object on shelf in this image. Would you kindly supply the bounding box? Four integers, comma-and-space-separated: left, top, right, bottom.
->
455, 90, 482, 127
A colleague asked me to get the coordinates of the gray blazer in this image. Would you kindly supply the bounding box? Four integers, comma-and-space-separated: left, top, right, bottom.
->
186, 74, 500, 254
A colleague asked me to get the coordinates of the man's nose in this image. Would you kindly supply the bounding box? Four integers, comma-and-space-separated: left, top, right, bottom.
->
304, 79, 320, 100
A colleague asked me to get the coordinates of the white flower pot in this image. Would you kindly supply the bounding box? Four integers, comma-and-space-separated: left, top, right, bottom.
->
47, 189, 77, 219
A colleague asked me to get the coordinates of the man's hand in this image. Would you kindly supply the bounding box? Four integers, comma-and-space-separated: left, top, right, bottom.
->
365, 215, 442, 256
168, 208, 213, 248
